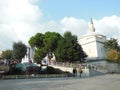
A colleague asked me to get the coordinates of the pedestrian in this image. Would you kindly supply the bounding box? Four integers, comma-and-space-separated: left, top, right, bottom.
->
75, 68, 77, 77
78, 66, 82, 78
72, 67, 77, 77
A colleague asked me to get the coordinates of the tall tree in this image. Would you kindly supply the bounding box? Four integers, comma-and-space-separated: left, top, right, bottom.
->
104, 38, 120, 63
1, 50, 12, 60
104, 38, 120, 51
12, 41, 27, 60
43, 32, 62, 51
55, 31, 87, 62
29, 33, 44, 48
28, 32, 62, 63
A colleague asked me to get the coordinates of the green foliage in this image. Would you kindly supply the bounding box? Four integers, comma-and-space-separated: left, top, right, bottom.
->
104, 38, 120, 51
29, 33, 44, 48
12, 41, 27, 60
28, 36, 36, 47
1, 50, 12, 59
104, 38, 120, 63
43, 32, 62, 51
26, 66, 41, 74
4, 67, 25, 75
40, 66, 64, 74
28, 31, 87, 63
55, 31, 87, 62
28, 32, 62, 63
34, 48, 47, 63
106, 49, 120, 63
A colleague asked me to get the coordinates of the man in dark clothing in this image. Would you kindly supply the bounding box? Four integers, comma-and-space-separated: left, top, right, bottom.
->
73, 68, 77, 77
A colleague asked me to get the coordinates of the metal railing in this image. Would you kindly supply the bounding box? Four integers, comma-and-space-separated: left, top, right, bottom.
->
2, 74, 68, 80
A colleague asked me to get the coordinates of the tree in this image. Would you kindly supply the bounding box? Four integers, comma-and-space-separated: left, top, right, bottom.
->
43, 32, 62, 51
12, 41, 27, 60
55, 31, 87, 62
29, 33, 44, 48
104, 38, 120, 63
106, 49, 120, 63
1, 50, 12, 60
28, 32, 62, 63
104, 38, 120, 51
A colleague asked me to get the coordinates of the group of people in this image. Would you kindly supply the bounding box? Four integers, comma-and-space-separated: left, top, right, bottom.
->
73, 66, 83, 77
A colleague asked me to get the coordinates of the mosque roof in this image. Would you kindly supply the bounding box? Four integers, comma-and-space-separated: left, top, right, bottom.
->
80, 18, 106, 39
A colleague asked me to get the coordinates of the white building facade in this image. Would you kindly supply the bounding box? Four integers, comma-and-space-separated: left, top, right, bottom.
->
79, 19, 107, 60
21, 46, 35, 63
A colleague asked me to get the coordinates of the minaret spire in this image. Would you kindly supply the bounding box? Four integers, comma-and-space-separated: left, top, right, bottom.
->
90, 18, 95, 32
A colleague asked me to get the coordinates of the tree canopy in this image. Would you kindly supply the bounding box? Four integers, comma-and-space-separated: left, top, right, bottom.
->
104, 38, 120, 51
29, 31, 87, 63
106, 49, 120, 63
55, 31, 87, 62
29, 33, 44, 48
1, 50, 12, 60
12, 41, 27, 60
104, 38, 120, 63
28, 32, 62, 63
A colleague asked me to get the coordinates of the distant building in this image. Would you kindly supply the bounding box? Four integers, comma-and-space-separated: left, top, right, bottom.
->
21, 46, 35, 63
29, 46, 35, 61
79, 19, 107, 60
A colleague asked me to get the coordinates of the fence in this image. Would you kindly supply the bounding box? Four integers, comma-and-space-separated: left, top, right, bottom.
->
1, 74, 68, 80
55, 62, 88, 68
54, 61, 108, 74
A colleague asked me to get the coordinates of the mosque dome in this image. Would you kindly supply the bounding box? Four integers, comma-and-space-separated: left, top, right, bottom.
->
81, 18, 106, 39
79, 18, 107, 60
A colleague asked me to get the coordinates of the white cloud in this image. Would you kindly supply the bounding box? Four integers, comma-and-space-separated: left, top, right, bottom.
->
94, 15, 120, 40
0, 0, 62, 51
42, 21, 62, 34
0, 0, 120, 51
60, 17, 89, 38
0, 0, 42, 23
61, 16, 120, 43
0, 0, 42, 50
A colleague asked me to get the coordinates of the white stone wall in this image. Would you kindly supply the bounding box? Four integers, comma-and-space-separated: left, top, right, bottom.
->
79, 34, 107, 60
96, 42, 107, 59
81, 41, 98, 58
52, 65, 90, 77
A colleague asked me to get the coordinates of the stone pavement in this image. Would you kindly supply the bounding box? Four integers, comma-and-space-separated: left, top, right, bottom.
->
0, 74, 120, 90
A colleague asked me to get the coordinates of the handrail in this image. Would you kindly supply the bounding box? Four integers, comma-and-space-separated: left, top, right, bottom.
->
2, 74, 68, 79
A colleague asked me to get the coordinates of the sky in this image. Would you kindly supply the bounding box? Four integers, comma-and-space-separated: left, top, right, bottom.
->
0, 0, 120, 51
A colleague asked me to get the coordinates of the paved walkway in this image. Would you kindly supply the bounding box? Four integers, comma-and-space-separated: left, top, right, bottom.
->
0, 74, 120, 90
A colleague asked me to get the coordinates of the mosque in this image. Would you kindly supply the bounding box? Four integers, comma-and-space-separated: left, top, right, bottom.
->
22, 19, 107, 63
79, 19, 107, 61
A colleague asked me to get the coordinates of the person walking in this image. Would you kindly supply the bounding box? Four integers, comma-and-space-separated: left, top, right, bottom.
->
78, 66, 82, 78
72, 67, 77, 77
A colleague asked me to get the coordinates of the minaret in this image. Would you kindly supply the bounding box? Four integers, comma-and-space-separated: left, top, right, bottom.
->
89, 18, 95, 32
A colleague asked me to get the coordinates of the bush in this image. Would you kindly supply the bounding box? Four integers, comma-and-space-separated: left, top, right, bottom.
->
26, 66, 41, 74
4, 67, 25, 75
106, 49, 120, 63
4, 65, 72, 75
40, 66, 64, 74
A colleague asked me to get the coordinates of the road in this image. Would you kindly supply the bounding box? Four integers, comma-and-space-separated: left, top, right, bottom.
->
0, 74, 120, 90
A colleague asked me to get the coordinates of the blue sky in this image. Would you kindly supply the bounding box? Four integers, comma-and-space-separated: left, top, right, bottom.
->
0, 0, 120, 51
39, 0, 120, 21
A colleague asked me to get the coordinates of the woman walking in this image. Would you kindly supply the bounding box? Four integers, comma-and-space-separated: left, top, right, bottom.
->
78, 66, 82, 78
